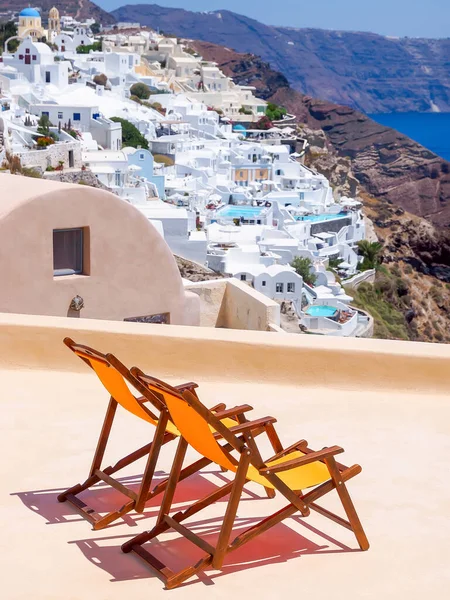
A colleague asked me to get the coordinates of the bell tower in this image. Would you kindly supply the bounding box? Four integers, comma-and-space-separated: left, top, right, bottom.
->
48, 6, 61, 39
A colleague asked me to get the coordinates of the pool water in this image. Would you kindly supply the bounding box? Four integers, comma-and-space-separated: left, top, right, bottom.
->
218, 206, 264, 219
306, 305, 338, 318
296, 212, 347, 222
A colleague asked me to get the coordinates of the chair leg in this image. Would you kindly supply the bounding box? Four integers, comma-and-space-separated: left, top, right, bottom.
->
156, 437, 188, 526
325, 457, 369, 551
212, 449, 251, 569
58, 398, 118, 503
236, 414, 276, 499
135, 410, 169, 513
89, 397, 118, 477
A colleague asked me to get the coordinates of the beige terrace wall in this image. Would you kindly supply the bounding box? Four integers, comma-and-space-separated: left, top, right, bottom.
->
0, 175, 199, 325
1, 312, 449, 397
185, 278, 281, 331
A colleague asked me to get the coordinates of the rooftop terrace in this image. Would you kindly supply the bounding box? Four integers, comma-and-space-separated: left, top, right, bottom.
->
1, 312, 449, 599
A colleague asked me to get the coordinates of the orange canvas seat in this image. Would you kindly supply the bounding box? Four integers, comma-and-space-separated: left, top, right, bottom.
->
123, 371, 369, 589
58, 339, 282, 529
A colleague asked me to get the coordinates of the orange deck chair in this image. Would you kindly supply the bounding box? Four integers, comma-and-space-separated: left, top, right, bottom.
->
122, 369, 369, 589
58, 339, 281, 530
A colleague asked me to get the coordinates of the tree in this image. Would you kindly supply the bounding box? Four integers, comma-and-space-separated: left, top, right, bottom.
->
90, 22, 101, 35
290, 256, 317, 286
130, 82, 151, 100
110, 117, 149, 150
37, 114, 52, 134
265, 102, 287, 121
357, 240, 383, 270
0, 21, 19, 54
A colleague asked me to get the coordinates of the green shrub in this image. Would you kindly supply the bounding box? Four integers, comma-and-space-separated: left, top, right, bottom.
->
265, 102, 287, 121
21, 167, 42, 178
404, 264, 413, 275
430, 285, 443, 304
130, 82, 151, 100
76, 41, 102, 54
110, 117, 149, 150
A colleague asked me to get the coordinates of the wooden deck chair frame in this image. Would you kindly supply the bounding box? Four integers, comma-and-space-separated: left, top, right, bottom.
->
122, 374, 369, 589
58, 339, 281, 530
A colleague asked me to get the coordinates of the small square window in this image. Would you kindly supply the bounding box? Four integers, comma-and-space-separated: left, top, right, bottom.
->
262, 281, 266, 287
276, 282, 284, 293
25, 48, 30, 54
53, 228, 85, 276
73, 112, 81, 121
287, 282, 295, 293
19, 55, 23, 60
58, 112, 63, 119
32, 55, 36, 60
139, 152, 145, 160
240, 274, 246, 281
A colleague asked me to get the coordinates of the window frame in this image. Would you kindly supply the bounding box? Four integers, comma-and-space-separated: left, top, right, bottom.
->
275, 282, 284, 294
53, 228, 86, 277
287, 282, 295, 293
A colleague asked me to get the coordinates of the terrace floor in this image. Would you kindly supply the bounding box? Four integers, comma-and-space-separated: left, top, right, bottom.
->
1, 314, 449, 599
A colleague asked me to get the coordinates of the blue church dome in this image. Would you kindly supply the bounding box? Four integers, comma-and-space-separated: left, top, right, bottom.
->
19, 8, 41, 17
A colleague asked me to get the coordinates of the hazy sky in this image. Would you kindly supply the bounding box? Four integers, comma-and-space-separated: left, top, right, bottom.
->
98, 0, 450, 38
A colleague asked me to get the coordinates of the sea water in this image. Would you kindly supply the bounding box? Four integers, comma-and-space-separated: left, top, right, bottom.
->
368, 113, 450, 162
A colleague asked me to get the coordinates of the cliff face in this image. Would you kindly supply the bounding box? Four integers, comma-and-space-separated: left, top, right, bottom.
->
112, 4, 450, 113
0, 0, 115, 25
192, 40, 450, 228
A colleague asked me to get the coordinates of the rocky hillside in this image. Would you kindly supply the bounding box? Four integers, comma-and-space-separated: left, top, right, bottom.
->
111, 4, 450, 113
192, 40, 450, 228
0, 0, 115, 25
298, 125, 450, 342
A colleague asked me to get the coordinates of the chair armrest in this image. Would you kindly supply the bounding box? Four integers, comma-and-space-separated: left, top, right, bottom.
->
261, 446, 344, 474
213, 404, 254, 420
210, 403, 227, 413
225, 416, 277, 435
265, 439, 308, 462
174, 381, 198, 392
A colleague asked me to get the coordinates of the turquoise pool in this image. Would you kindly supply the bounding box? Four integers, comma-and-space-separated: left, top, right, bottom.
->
218, 206, 264, 219
296, 212, 347, 222
306, 305, 338, 318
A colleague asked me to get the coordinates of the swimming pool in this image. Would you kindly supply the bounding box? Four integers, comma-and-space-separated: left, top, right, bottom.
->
218, 206, 264, 219
305, 305, 338, 318
296, 212, 347, 222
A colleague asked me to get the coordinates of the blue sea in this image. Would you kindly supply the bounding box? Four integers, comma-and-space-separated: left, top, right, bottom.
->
368, 113, 450, 162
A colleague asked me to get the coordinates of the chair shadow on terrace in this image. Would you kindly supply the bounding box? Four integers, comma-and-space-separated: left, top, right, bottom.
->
10, 469, 263, 530
70, 512, 357, 587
